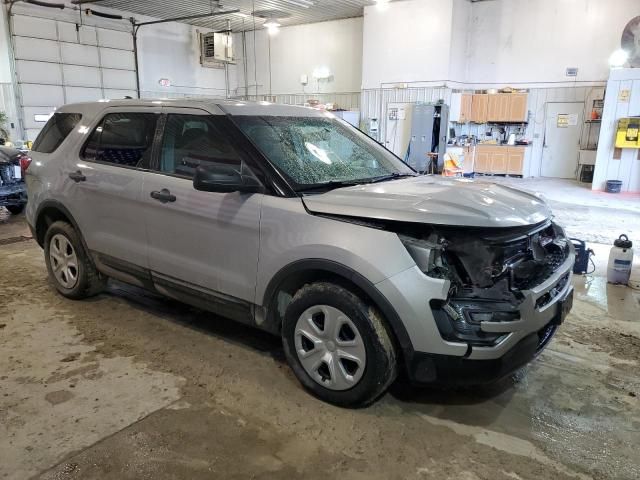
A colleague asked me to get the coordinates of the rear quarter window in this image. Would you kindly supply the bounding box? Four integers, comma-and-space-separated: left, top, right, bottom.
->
32, 113, 83, 153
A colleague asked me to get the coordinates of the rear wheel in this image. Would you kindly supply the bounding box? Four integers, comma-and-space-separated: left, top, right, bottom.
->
44, 221, 106, 299
282, 282, 397, 407
6, 204, 24, 215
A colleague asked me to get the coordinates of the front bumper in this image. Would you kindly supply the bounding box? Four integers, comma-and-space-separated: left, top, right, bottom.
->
467, 249, 574, 360
377, 243, 575, 385
407, 321, 559, 385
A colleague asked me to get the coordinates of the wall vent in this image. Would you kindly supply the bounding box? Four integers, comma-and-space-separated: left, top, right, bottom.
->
200, 32, 234, 68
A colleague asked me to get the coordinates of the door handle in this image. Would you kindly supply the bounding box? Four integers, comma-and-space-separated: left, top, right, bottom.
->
68, 170, 86, 183
150, 188, 177, 204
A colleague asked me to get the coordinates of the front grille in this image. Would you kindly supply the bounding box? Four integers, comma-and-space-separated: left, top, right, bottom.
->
506, 223, 570, 291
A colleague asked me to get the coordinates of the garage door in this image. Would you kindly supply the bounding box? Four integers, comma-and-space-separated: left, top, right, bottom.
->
11, 13, 137, 141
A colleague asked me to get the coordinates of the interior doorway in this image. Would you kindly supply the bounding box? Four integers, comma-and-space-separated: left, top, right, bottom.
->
541, 102, 584, 178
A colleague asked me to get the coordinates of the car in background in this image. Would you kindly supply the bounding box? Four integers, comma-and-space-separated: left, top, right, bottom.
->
0, 145, 29, 215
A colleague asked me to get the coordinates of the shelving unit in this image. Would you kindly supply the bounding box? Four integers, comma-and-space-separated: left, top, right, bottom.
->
578, 99, 604, 183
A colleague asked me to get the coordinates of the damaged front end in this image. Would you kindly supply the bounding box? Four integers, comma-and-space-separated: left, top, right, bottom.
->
398, 220, 573, 350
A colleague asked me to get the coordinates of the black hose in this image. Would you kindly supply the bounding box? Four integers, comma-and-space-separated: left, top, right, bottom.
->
25, 0, 65, 9
85, 9, 124, 20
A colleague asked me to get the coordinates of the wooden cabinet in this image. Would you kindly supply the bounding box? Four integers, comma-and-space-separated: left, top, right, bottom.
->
456, 92, 528, 124
507, 148, 525, 175
471, 94, 488, 123
460, 94, 473, 123
475, 148, 491, 173
474, 146, 526, 175
508, 93, 528, 122
487, 93, 511, 122
491, 150, 508, 173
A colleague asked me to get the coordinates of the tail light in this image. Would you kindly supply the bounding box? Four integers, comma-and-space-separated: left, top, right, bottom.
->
19, 154, 32, 176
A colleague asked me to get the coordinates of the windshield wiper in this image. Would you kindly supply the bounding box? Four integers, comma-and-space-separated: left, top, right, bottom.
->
368, 173, 416, 183
297, 180, 362, 193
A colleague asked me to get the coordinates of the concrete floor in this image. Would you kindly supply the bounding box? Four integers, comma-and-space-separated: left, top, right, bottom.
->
1, 179, 639, 480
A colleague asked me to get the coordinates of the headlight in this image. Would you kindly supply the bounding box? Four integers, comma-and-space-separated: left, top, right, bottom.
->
399, 234, 446, 277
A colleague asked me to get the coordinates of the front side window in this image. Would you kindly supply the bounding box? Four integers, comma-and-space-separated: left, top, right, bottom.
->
32, 113, 82, 153
234, 115, 414, 191
157, 114, 243, 177
83, 112, 158, 168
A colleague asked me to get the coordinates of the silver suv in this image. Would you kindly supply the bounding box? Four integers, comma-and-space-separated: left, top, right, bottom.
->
25, 99, 574, 406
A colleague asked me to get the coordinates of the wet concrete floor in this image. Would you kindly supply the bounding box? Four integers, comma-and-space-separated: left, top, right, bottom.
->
1, 208, 639, 480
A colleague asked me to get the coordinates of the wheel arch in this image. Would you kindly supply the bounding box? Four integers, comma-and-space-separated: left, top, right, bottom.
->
34, 201, 86, 250
262, 259, 415, 362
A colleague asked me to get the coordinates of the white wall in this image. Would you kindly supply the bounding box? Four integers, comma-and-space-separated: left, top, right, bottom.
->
467, 0, 640, 86
448, 0, 471, 84
361, 0, 454, 89
0, 5, 12, 83
593, 68, 640, 192
235, 17, 362, 97
138, 22, 235, 98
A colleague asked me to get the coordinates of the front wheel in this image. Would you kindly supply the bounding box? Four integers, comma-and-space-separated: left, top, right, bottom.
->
282, 282, 397, 407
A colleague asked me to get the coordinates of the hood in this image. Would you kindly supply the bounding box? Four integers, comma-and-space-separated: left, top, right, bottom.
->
302, 176, 551, 228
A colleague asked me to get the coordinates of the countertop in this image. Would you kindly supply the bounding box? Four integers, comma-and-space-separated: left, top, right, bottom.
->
476, 143, 531, 148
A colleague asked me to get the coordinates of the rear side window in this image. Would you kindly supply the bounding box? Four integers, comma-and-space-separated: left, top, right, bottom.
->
32, 113, 82, 153
82, 112, 158, 168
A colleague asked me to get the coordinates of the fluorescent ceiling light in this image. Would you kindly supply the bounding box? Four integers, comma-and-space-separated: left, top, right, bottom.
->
374, 0, 390, 11
264, 19, 280, 35
609, 49, 629, 68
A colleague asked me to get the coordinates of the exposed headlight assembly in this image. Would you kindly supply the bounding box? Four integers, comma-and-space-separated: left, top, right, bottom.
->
399, 234, 447, 278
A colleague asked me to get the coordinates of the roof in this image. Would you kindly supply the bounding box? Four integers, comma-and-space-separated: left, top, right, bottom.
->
57, 98, 330, 117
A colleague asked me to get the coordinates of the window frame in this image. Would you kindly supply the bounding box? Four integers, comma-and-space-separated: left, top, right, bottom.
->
148, 109, 280, 196
152, 112, 245, 181
79, 108, 162, 172
32, 112, 83, 154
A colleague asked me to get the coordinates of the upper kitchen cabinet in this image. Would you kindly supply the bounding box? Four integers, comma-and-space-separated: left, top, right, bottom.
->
453, 92, 528, 124
450, 93, 473, 123
471, 94, 488, 123
487, 94, 511, 122
460, 94, 473, 123
508, 93, 528, 122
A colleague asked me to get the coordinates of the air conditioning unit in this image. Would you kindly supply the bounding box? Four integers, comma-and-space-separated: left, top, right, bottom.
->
200, 32, 234, 68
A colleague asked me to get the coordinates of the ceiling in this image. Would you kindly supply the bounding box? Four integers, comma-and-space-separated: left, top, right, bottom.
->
94, 0, 380, 32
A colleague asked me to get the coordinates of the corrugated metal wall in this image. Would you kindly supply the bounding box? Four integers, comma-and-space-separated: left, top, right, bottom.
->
241, 92, 361, 110
361, 85, 606, 178
593, 70, 640, 193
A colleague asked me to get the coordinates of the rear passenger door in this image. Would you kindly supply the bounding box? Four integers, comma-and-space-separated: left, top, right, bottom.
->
71, 108, 160, 269
142, 107, 263, 306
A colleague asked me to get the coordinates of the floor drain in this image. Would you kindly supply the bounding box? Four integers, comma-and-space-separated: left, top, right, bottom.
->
0, 235, 33, 246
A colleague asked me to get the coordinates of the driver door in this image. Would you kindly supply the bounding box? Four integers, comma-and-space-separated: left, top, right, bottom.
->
142, 107, 263, 310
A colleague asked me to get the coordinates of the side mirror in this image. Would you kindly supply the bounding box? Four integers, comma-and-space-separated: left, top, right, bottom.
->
193, 164, 264, 194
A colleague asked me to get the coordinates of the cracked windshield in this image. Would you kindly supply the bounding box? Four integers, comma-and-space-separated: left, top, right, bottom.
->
235, 115, 414, 191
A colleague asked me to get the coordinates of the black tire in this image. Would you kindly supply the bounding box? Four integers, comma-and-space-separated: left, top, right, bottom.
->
6, 204, 24, 215
282, 282, 397, 407
44, 221, 107, 299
